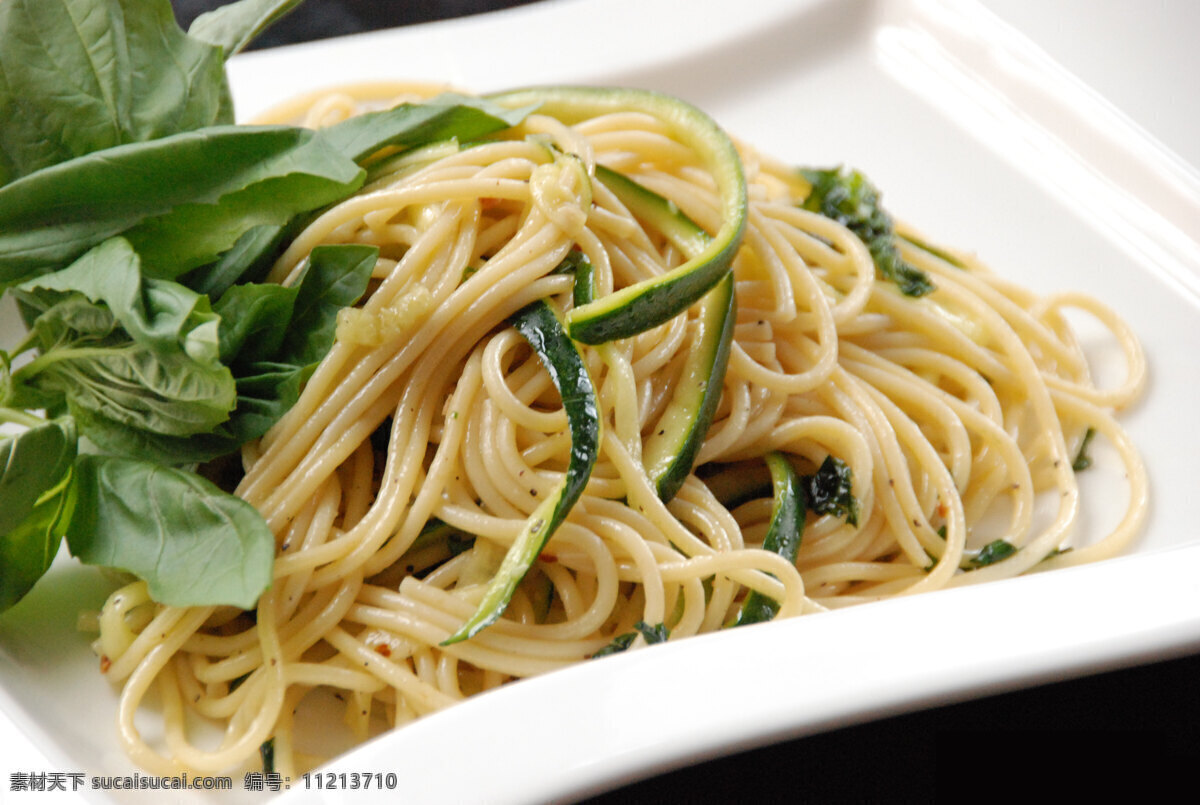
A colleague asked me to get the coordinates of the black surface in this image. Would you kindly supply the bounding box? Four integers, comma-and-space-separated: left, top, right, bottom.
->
173, 0, 546, 49
172, 1, 1200, 800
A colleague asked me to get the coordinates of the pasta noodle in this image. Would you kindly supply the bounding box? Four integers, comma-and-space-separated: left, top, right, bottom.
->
91, 82, 1147, 776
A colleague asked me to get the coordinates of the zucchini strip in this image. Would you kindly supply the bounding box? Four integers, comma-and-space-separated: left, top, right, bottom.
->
735, 452, 806, 625
598, 165, 735, 502
442, 299, 600, 644
487, 86, 748, 344
643, 272, 735, 502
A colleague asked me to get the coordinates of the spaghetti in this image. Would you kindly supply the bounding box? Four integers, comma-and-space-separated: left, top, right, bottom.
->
92, 83, 1147, 776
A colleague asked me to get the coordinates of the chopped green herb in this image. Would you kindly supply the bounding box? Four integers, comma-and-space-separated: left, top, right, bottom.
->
804, 455, 860, 527
1041, 546, 1073, 563
1072, 427, 1097, 471
259, 737, 275, 775
592, 632, 637, 658
634, 620, 670, 644
591, 621, 670, 657
799, 166, 935, 297
898, 233, 965, 269
968, 539, 1017, 569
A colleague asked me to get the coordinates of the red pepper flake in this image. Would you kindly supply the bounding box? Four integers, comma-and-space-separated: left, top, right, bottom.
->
538, 553, 557, 564
99, 655, 112, 673
374, 644, 392, 658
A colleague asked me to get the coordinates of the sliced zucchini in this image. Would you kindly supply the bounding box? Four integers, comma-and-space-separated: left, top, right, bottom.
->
642, 272, 734, 502
735, 452, 806, 626
596, 165, 735, 502
487, 86, 748, 344
442, 299, 600, 644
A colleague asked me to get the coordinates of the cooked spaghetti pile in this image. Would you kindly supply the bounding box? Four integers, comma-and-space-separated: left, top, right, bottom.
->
95, 84, 1146, 776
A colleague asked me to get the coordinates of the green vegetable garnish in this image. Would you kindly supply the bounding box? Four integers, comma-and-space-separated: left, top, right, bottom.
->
442, 298, 600, 644
800, 166, 935, 297
967, 539, 1018, 569
1072, 427, 1098, 471
805, 455, 860, 527
592, 621, 671, 657
0, 0, 534, 614
735, 452, 806, 626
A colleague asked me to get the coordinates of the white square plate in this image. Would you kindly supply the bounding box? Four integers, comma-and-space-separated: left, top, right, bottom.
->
3, 1, 1199, 802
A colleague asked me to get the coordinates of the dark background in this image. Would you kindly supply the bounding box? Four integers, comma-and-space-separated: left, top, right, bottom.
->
171, 1, 1200, 799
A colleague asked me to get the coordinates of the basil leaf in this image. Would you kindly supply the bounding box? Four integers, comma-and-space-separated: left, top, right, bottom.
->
188, 0, 304, 58
224, 361, 312, 444
201, 244, 376, 448
281, 244, 378, 365
183, 223, 289, 298
0, 0, 228, 186
0, 419, 78, 612
18, 238, 225, 359
0, 125, 364, 286
214, 282, 299, 364
65, 404, 237, 466
0, 471, 74, 613
0, 419, 76, 536
12, 239, 236, 440
65, 454, 274, 608
318, 94, 539, 164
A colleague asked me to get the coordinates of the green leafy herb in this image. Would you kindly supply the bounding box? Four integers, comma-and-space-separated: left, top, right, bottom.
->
805, 455, 860, 527
0, 419, 76, 536
7, 240, 237, 444
259, 737, 276, 775
592, 621, 670, 657
0, 125, 365, 287
799, 166, 935, 297
64, 454, 274, 608
0, 0, 535, 618
899, 233, 965, 269
592, 632, 637, 658
219, 244, 378, 445
188, 0, 304, 57
316, 94, 539, 165
0, 0, 229, 186
0, 419, 77, 611
634, 621, 670, 644
1072, 427, 1097, 471
967, 539, 1017, 569
182, 224, 290, 298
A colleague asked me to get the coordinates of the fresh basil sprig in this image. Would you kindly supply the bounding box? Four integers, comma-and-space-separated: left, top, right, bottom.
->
0, 0, 534, 615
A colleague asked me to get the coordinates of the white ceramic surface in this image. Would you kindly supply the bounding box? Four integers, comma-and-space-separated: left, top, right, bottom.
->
2, 1, 1198, 802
